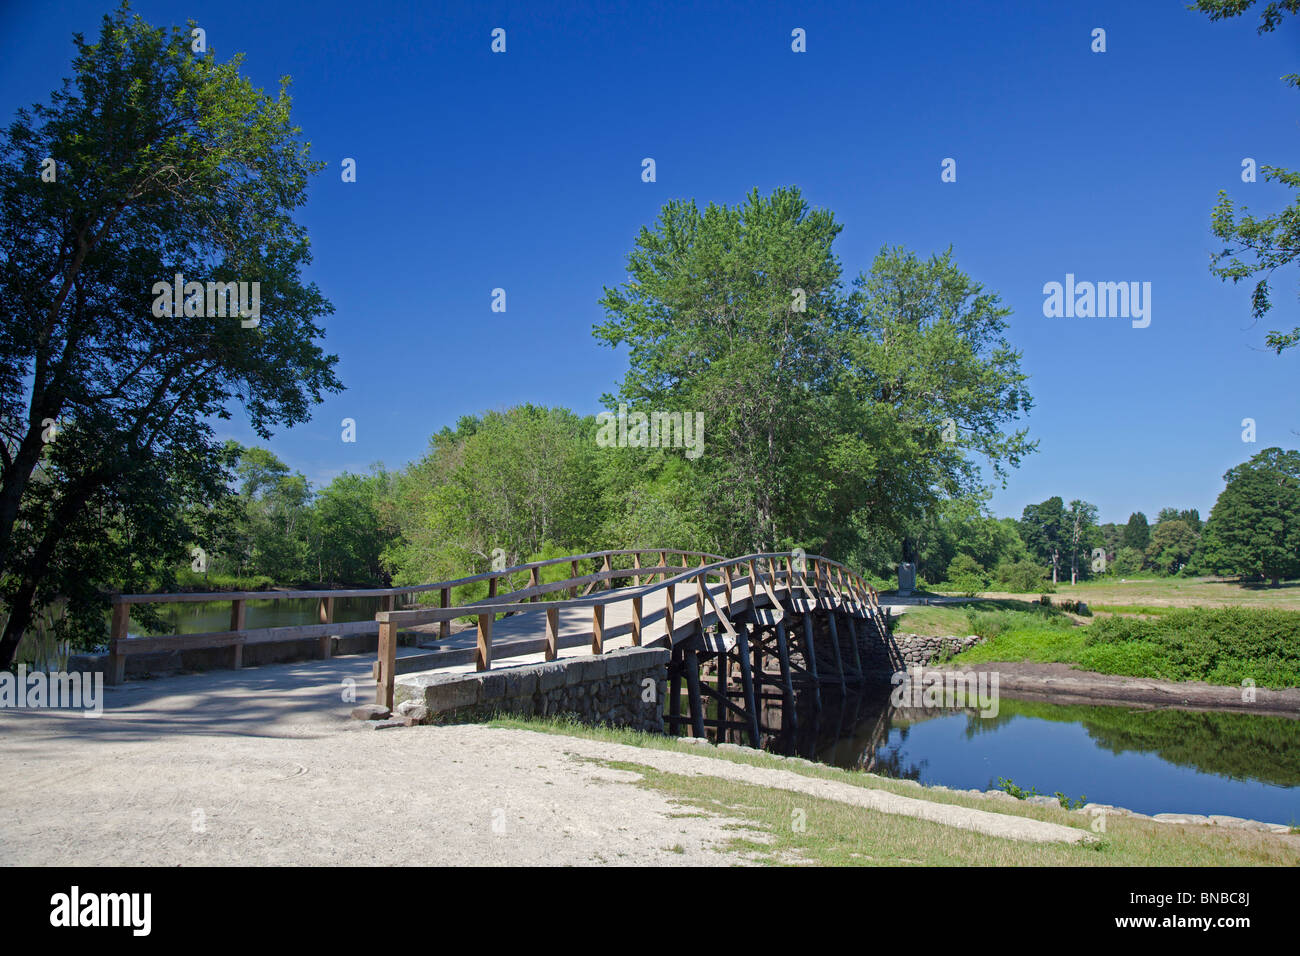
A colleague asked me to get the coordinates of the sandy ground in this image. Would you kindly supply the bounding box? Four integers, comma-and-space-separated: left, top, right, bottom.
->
0, 652, 1090, 866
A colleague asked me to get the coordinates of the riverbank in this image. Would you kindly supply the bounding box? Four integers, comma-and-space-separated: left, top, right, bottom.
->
925, 661, 1300, 716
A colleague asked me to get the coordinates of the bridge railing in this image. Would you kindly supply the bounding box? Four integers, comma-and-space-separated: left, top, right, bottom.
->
372, 550, 886, 708
104, 548, 738, 685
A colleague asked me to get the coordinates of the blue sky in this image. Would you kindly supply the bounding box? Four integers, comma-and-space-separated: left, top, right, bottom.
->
3, 0, 1298, 525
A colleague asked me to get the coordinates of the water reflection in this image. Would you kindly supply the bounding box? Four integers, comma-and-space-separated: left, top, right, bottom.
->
711, 686, 1300, 823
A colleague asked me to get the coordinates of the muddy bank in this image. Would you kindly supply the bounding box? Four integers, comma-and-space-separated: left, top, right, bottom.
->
923, 661, 1300, 716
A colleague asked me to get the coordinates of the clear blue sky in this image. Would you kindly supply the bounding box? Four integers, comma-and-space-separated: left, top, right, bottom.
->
3, 0, 1298, 525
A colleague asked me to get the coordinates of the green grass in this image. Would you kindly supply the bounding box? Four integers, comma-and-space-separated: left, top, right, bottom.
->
903, 597, 1300, 689
487, 716, 1300, 865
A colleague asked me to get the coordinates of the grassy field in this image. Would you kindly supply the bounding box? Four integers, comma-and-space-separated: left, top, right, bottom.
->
970, 575, 1300, 611
490, 717, 1300, 865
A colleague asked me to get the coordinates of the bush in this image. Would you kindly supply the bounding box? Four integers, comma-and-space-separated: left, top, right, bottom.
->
944, 554, 989, 596
1112, 547, 1144, 576
1081, 608, 1300, 688
993, 559, 1054, 593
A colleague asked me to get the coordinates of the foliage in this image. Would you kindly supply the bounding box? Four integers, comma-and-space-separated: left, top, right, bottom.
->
1112, 547, 1145, 576
1194, 0, 1300, 352
1198, 448, 1300, 584
1082, 607, 1300, 688
0, 4, 340, 665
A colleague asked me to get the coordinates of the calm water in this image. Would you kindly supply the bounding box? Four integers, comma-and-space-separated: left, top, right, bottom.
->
125, 596, 384, 637
799, 692, 1300, 824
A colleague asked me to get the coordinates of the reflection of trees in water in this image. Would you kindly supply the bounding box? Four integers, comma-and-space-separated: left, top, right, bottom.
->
996, 699, 1300, 788
800, 690, 1300, 790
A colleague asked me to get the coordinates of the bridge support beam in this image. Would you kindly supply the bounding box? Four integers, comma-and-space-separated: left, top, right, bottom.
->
734, 622, 762, 747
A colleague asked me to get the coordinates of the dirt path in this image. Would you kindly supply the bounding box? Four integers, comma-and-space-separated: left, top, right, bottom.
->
0, 655, 1087, 865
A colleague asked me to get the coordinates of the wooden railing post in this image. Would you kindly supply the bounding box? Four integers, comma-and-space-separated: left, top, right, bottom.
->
723, 564, 733, 610
317, 595, 335, 659
108, 600, 128, 686
376, 620, 397, 707
528, 566, 539, 601
592, 603, 605, 654
748, 560, 758, 603
229, 599, 246, 670
571, 560, 580, 598
476, 612, 493, 671
768, 556, 779, 595
658, 551, 667, 582
631, 594, 643, 646
695, 571, 707, 624
488, 576, 498, 600
633, 552, 642, 587
601, 554, 612, 590
664, 582, 675, 641
439, 586, 452, 640
545, 607, 559, 661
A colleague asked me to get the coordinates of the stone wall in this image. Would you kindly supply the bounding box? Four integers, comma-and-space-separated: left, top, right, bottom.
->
860, 631, 983, 679
393, 646, 669, 733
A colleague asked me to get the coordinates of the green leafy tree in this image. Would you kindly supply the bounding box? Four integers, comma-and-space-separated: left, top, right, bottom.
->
1122, 512, 1151, 553
1199, 447, 1300, 585
310, 470, 392, 585
0, 6, 340, 665
1064, 499, 1101, 584
1112, 547, 1145, 576
595, 188, 1035, 564
1194, 0, 1300, 352
1020, 497, 1067, 583
1145, 519, 1200, 575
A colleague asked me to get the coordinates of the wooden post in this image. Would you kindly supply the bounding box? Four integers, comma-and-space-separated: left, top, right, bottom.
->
768, 556, 779, 597
317, 595, 335, 659
748, 560, 758, 605
664, 583, 675, 642
108, 600, 129, 686
376, 620, 398, 707
723, 564, 733, 609
488, 576, 497, 599
592, 603, 605, 655
658, 551, 668, 582
633, 552, 642, 587
571, 560, 580, 598
825, 608, 847, 693
734, 622, 762, 747
229, 599, 246, 670
802, 612, 823, 712
439, 587, 452, 640
683, 642, 707, 738
528, 566, 539, 601
545, 607, 559, 661
601, 554, 612, 590
631, 594, 643, 646
774, 622, 798, 731
695, 572, 707, 625
475, 612, 492, 671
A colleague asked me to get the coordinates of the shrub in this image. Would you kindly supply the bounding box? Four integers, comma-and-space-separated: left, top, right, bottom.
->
1081, 608, 1300, 688
945, 554, 988, 596
993, 559, 1053, 593
1112, 547, 1144, 576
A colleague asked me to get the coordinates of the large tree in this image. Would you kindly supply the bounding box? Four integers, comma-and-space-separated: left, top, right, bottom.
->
1020, 497, 1067, 583
0, 5, 340, 665
1194, 0, 1300, 352
595, 188, 1034, 562
1199, 447, 1300, 585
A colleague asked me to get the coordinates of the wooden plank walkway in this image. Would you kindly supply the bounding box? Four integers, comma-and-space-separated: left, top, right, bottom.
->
389, 580, 769, 675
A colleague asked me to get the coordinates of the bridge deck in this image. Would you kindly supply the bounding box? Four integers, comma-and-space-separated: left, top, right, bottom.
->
393, 580, 801, 676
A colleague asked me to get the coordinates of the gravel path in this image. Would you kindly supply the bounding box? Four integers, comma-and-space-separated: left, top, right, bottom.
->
0, 655, 1084, 866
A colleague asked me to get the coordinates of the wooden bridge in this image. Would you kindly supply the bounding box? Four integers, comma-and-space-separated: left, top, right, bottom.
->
108, 549, 892, 746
